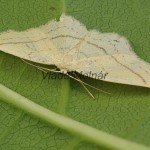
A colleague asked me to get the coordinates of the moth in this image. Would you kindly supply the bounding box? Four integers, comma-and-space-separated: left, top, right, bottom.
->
0, 14, 150, 92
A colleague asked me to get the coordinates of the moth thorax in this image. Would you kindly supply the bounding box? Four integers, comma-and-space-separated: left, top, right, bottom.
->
54, 55, 73, 73
60, 69, 68, 74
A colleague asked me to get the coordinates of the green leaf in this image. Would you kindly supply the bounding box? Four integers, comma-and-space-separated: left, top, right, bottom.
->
0, 0, 150, 150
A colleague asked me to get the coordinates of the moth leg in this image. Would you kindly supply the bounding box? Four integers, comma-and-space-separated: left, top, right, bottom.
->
74, 35, 86, 58
69, 72, 110, 94
72, 72, 95, 99
64, 34, 87, 58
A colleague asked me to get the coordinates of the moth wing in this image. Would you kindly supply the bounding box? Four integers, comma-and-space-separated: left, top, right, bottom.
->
74, 53, 150, 88
0, 26, 60, 64
0, 15, 87, 64
68, 31, 150, 88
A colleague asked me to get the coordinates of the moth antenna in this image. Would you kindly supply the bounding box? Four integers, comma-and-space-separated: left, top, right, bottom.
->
22, 58, 110, 96
21, 59, 60, 73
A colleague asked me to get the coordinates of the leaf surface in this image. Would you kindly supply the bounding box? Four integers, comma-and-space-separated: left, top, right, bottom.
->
0, 0, 150, 149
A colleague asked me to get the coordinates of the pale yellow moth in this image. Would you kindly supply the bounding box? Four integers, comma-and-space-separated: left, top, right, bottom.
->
0, 14, 150, 88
